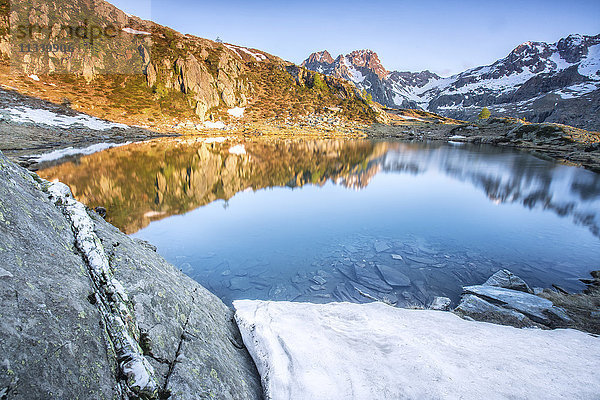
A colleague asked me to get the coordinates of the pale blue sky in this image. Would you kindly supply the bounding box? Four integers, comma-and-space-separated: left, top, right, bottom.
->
111, 0, 600, 77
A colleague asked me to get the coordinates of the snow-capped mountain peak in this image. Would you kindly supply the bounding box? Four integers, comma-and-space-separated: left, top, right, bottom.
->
302, 33, 600, 129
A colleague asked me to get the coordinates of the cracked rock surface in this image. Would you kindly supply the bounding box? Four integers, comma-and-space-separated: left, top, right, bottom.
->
0, 150, 262, 399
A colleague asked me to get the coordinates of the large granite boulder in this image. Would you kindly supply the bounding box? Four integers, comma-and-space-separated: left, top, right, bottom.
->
0, 150, 262, 399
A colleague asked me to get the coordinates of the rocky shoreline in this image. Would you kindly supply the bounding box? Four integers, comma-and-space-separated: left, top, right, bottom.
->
0, 88, 174, 170
366, 115, 600, 173
451, 269, 600, 334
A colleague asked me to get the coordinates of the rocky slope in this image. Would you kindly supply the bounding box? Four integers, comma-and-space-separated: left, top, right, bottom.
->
0, 150, 262, 399
303, 34, 600, 130
0, 0, 379, 131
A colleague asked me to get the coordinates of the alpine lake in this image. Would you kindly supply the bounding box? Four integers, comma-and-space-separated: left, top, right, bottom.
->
37, 136, 600, 307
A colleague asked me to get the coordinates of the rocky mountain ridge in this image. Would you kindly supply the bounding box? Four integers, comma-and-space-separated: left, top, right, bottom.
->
303, 34, 600, 130
0, 0, 379, 130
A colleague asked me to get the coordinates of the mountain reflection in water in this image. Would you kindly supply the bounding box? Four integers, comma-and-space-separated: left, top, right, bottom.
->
37, 137, 600, 305
37, 137, 600, 239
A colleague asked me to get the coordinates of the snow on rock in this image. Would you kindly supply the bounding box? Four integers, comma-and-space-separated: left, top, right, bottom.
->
234, 300, 600, 400
32, 142, 131, 163
227, 107, 245, 118
28, 74, 40, 81
121, 27, 151, 35
397, 115, 425, 121
3, 106, 129, 130
224, 44, 267, 61
228, 144, 246, 155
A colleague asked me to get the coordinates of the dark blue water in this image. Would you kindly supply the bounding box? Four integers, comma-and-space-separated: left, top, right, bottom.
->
122, 139, 600, 307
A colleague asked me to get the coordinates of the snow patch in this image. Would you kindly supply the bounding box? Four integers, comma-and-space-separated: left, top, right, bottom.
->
227, 107, 245, 118
223, 44, 267, 61
32, 142, 131, 163
397, 115, 424, 121
4, 106, 129, 130
122, 27, 151, 35
578, 44, 600, 80
234, 300, 600, 400
554, 82, 599, 99
28, 74, 40, 81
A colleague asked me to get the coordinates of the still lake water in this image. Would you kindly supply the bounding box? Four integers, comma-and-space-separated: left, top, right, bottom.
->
37, 137, 600, 307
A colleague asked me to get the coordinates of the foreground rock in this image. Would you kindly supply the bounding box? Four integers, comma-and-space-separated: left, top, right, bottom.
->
234, 300, 600, 400
0, 151, 262, 399
453, 269, 600, 331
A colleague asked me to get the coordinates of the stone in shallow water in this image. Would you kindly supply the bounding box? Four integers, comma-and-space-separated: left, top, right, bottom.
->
374, 241, 391, 253
335, 263, 356, 281
429, 296, 452, 311
311, 275, 327, 285
375, 264, 411, 287
354, 264, 392, 293
463, 285, 571, 325
405, 255, 436, 264
268, 283, 301, 301
484, 269, 532, 293
229, 277, 251, 291
391, 254, 403, 261
333, 282, 363, 303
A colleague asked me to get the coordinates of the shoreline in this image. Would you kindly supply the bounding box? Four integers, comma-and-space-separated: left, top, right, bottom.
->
365, 116, 600, 173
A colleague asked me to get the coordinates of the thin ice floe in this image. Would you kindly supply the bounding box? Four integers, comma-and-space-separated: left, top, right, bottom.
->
3, 106, 129, 130
234, 300, 600, 400
32, 142, 131, 163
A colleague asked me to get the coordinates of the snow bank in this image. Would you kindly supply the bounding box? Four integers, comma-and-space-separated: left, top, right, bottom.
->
227, 107, 245, 118
234, 300, 600, 400
4, 106, 129, 130
32, 142, 131, 163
